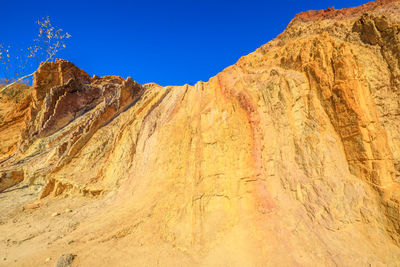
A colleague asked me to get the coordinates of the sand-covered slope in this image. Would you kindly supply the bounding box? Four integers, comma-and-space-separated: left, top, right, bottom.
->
1, 0, 400, 266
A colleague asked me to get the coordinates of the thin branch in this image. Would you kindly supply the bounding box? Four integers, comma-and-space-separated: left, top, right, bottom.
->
0, 17, 69, 95
43, 41, 60, 64
0, 72, 35, 93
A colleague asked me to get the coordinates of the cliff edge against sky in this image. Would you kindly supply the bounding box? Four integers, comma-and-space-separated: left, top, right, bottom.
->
1, 0, 400, 266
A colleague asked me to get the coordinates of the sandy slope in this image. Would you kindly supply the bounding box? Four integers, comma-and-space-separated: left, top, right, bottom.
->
1, 0, 400, 266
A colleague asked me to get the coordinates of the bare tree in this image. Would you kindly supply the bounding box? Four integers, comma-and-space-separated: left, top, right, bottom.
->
0, 16, 71, 93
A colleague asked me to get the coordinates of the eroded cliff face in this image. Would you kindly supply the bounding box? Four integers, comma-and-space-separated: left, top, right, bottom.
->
1, 1, 400, 266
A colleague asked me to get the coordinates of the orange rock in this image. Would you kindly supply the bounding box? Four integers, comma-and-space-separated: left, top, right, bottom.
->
26, 203, 41, 209
1, 1, 400, 266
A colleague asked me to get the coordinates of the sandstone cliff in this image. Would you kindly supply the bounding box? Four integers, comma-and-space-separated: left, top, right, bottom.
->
1, 0, 400, 266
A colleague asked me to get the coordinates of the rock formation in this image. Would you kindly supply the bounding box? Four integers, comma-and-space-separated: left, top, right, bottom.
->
1, 0, 400, 265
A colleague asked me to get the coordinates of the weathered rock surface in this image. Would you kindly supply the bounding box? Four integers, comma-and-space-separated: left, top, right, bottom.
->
1, 0, 400, 266
55, 254, 76, 267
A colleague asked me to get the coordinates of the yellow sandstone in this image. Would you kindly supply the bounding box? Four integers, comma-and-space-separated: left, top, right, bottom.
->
1, 0, 400, 265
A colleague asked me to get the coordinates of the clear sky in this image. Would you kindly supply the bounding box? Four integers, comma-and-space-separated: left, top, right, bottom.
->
1, 0, 370, 86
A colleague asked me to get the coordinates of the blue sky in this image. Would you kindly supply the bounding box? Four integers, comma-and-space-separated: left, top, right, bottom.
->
1, 0, 370, 86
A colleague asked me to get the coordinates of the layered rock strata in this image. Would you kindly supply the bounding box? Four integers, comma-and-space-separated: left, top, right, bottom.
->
1, 1, 400, 265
